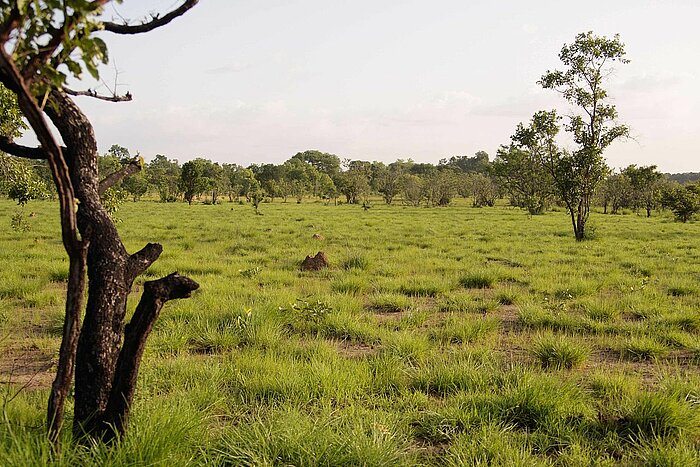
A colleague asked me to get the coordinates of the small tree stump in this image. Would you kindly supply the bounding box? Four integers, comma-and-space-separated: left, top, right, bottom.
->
301, 251, 329, 271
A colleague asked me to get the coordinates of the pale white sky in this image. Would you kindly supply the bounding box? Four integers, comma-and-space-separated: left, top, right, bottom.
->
68, 1, 699, 172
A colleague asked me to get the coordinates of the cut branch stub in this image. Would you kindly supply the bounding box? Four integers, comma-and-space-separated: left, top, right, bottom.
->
100, 272, 199, 441
128, 242, 163, 280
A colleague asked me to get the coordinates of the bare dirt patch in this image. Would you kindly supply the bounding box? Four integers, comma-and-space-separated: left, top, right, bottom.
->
0, 344, 55, 390
337, 341, 377, 358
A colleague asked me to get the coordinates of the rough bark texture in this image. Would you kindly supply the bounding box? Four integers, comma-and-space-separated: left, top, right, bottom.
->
0, 44, 85, 445
47, 246, 88, 443
102, 273, 199, 441
0, 0, 200, 444
43, 89, 199, 441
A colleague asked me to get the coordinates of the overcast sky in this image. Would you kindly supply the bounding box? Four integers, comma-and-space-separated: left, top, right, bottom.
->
68, 0, 700, 172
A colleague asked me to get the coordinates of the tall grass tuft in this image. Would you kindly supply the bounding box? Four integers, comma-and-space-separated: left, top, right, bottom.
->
530, 334, 589, 369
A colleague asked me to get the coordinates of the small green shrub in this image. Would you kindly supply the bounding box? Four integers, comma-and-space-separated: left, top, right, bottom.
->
397, 279, 448, 297
238, 266, 262, 278
332, 276, 369, 295
668, 286, 696, 297
437, 292, 474, 313
282, 297, 333, 325
581, 301, 619, 322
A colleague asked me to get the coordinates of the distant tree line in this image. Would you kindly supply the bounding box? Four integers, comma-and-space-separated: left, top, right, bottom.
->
2, 144, 699, 224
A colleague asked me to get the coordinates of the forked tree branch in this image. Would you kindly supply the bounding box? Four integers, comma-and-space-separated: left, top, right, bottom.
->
102, 0, 199, 35
98, 156, 142, 195
63, 86, 132, 102
101, 272, 199, 441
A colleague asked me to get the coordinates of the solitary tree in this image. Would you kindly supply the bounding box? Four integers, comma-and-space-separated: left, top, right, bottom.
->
398, 173, 424, 206
0, 0, 200, 444
536, 32, 629, 240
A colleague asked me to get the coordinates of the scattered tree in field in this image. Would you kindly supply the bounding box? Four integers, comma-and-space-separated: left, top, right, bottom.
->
597, 172, 632, 214
201, 159, 225, 204
291, 150, 341, 178
1, 155, 48, 204
462, 173, 499, 207
0, 86, 47, 228
250, 163, 285, 201
147, 155, 181, 202
317, 172, 338, 203
98, 146, 138, 212
374, 162, 404, 204
0, 0, 199, 444
439, 151, 491, 174
493, 144, 552, 214
249, 179, 265, 215
623, 165, 663, 217
122, 170, 149, 202
424, 170, 459, 206
282, 157, 312, 202
337, 160, 371, 204
398, 173, 424, 206
180, 158, 213, 205
659, 183, 700, 222
518, 32, 629, 240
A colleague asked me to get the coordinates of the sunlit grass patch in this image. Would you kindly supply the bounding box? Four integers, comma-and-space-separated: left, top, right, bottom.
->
367, 292, 413, 313
530, 334, 589, 369
430, 315, 499, 345
341, 253, 372, 271
396, 277, 451, 297
613, 393, 700, 441
459, 271, 495, 289
621, 337, 668, 361
436, 291, 475, 313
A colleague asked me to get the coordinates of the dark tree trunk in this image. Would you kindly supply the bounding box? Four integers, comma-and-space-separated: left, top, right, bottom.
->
574, 199, 588, 241
47, 242, 88, 443
0, 0, 201, 447
45, 89, 198, 441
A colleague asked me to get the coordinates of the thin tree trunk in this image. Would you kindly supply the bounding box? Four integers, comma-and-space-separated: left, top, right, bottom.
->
47, 241, 88, 444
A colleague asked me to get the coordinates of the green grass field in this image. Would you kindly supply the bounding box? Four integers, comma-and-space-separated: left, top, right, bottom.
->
1, 198, 699, 465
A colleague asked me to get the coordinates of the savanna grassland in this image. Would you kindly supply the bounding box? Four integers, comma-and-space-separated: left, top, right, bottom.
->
1, 198, 699, 466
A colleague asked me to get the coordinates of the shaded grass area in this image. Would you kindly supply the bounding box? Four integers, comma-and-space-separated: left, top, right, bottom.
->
1, 198, 699, 465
